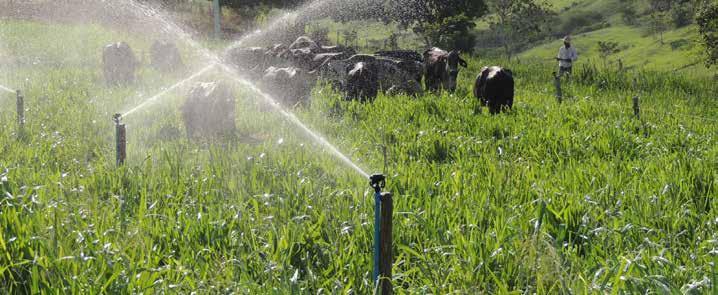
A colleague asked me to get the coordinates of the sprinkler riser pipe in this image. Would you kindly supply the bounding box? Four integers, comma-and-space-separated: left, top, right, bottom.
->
369, 173, 387, 284
16, 90, 24, 128
379, 192, 394, 294
114, 114, 126, 166
373, 190, 381, 282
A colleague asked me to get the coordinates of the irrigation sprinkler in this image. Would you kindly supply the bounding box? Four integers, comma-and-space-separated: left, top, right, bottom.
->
379, 191, 393, 294
16, 90, 25, 133
113, 113, 126, 166
370, 173, 393, 293
553, 72, 562, 104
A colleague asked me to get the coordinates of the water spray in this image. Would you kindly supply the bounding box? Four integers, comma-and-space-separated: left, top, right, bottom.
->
0, 84, 15, 94
121, 63, 216, 117
114, 114, 127, 166
219, 66, 370, 178
370, 173, 393, 293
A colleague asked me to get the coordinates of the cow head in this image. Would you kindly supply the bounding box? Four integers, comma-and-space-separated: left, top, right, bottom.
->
444, 50, 467, 92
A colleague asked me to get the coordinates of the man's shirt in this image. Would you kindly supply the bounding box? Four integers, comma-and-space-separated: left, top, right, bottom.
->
557, 45, 578, 68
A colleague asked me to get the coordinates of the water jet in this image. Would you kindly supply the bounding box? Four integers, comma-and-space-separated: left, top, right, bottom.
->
0, 84, 14, 94
121, 63, 216, 118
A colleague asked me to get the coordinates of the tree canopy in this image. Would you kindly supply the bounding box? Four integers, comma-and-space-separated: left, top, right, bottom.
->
322, 0, 487, 51
696, 2, 718, 67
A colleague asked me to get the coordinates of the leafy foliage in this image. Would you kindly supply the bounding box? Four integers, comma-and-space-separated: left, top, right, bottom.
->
322, 0, 487, 51
386, 0, 487, 50
487, 0, 555, 58
696, 2, 718, 67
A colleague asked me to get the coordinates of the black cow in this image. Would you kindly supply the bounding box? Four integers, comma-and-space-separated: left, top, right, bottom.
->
181, 81, 236, 139
288, 36, 320, 52
260, 66, 317, 106
103, 42, 139, 86
474, 66, 515, 114
225, 46, 268, 79
149, 40, 184, 72
345, 61, 378, 102
423, 48, 467, 92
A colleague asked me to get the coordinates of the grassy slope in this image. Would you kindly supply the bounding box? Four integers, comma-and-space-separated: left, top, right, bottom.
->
1, 20, 718, 293
519, 0, 714, 76
521, 25, 706, 72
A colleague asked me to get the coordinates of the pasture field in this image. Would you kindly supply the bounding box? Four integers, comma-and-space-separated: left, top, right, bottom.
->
1, 20, 718, 293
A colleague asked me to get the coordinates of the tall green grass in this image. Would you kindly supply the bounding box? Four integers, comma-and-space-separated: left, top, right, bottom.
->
1, 20, 717, 293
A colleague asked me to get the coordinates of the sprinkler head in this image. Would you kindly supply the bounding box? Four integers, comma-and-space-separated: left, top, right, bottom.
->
369, 173, 385, 192
113, 113, 122, 124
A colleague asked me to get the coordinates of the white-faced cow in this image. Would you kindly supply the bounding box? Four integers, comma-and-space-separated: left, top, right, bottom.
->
260, 66, 317, 106
474, 66, 515, 114
423, 47, 467, 92
345, 61, 378, 102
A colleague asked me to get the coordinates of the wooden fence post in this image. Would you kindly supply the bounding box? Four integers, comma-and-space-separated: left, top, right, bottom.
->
379, 192, 393, 294
553, 72, 562, 104
632, 78, 640, 119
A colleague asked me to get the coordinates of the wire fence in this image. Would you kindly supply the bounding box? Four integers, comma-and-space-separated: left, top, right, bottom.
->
549, 81, 718, 126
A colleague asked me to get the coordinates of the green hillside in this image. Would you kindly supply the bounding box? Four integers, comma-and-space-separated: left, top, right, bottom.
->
520, 25, 707, 74
518, 0, 714, 76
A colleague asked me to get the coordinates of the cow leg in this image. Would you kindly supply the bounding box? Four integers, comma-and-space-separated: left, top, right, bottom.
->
489, 101, 501, 115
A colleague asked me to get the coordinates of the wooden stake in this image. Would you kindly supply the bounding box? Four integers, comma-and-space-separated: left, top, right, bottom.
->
633, 96, 640, 119
553, 72, 562, 104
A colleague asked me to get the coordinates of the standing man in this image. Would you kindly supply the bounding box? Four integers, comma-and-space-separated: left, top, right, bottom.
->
557, 35, 578, 78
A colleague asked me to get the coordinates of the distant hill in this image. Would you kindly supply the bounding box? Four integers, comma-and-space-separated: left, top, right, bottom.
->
515, 0, 713, 76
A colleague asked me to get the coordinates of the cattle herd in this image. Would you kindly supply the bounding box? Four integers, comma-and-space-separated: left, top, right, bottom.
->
224, 36, 514, 112
101, 36, 516, 139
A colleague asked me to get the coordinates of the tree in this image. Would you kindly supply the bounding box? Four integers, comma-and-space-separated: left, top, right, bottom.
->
385, 0, 487, 51
487, 0, 553, 60
696, 2, 718, 67
323, 0, 488, 51
647, 10, 670, 44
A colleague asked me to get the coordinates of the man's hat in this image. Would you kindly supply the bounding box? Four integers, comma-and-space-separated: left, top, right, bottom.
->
563, 35, 572, 43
